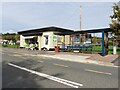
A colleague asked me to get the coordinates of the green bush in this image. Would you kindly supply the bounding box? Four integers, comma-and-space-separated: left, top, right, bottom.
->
108, 42, 113, 46
2, 43, 20, 48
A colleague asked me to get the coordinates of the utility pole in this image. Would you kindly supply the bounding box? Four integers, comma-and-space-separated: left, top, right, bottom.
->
80, 5, 82, 31
80, 5, 83, 45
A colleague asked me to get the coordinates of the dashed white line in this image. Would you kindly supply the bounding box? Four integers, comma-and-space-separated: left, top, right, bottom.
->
37, 60, 44, 63
8, 54, 22, 57
13, 54, 22, 56
53, 63, 68, 68
8, 63, 83, 88
85, 69, 112, 75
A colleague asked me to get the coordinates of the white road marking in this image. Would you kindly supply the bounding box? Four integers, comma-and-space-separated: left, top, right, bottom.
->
8, 63, 83, 88
8, 54, 13, 56
24, 54, 29, 56
37, 60, 44, 63
8, 54, 21, 56
14, 52, 19, 53
53, 63, 68, 68
85, 69, 112, 75
13, 54, 22, 57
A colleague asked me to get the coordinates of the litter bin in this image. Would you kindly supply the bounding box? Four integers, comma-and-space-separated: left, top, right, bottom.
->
54, 46, 60, 52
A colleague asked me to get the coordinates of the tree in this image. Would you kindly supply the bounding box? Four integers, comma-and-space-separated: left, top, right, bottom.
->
92, 37, 97, 44
109, 2, 120, 46
2, 33, 20, 42
15, 34, 20, 41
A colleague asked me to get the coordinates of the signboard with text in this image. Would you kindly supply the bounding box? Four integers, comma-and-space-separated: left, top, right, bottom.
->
53, 35, 57, 42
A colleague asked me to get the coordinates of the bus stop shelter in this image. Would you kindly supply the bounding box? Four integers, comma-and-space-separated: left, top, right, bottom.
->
58, 28, 113, 56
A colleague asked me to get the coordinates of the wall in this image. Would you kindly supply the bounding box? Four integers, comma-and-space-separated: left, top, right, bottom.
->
42, 32, 57, 50
20, 32, 71, 49
65, 35, 71, 46
20, 35, 25, 47
38, 36, 42, 50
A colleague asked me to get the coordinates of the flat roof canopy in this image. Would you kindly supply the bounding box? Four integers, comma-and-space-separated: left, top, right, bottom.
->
18, 26, 113, 36
58, 28, 113, 35
18, 26, 74, 36
74, 28, 113, 34
22, 33, 42, 36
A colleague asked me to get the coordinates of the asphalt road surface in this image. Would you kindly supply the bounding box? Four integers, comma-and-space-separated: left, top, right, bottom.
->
1, 48, 119, 89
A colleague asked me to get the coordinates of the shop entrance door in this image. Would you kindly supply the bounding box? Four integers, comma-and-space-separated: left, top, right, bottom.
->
43, 35, 50, 50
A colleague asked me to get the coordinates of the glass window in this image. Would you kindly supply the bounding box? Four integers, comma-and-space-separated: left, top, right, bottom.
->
73, 35, 80, 45
74, 35, 80, 42
44, 35, 49, 45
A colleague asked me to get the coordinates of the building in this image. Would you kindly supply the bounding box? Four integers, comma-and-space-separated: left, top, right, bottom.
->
18, 26, 74, 50
18, 26, 113, 56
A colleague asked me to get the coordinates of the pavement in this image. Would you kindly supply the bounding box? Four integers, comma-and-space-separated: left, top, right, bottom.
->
37, 54, 119, 67
2, 48, 120, 67
2, 48, 119, 88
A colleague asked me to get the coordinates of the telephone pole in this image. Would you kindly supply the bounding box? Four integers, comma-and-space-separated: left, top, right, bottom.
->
80, 5, 83, 45
80, 5, 82, 31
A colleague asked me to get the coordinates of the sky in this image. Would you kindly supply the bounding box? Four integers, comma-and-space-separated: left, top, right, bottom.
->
1, 1, 120, 36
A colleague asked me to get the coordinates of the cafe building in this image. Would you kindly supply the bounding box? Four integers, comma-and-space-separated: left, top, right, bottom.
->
18, 26, 74, 50
18, 26, 112, 56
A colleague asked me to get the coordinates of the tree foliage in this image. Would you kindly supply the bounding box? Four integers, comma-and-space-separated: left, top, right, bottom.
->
2, 33, 20, 42
110, 3, 120, 39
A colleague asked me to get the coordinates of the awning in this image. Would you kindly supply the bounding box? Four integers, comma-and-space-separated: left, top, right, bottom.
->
23, 36, 36, 39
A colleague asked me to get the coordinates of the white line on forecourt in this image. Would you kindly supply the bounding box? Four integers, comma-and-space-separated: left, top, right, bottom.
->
53, 63, 68, 68
85, 69, 112, 75
8, 63, 83, 88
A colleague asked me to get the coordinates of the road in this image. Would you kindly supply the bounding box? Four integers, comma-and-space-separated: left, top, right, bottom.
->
1, 48, 119, 89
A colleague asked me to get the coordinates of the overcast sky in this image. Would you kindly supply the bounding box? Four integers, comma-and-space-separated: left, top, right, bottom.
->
1, 0, 119, 35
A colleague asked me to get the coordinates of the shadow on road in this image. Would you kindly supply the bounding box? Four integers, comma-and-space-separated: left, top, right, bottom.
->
2, 62, 43, 88
2, 61, 65, 89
